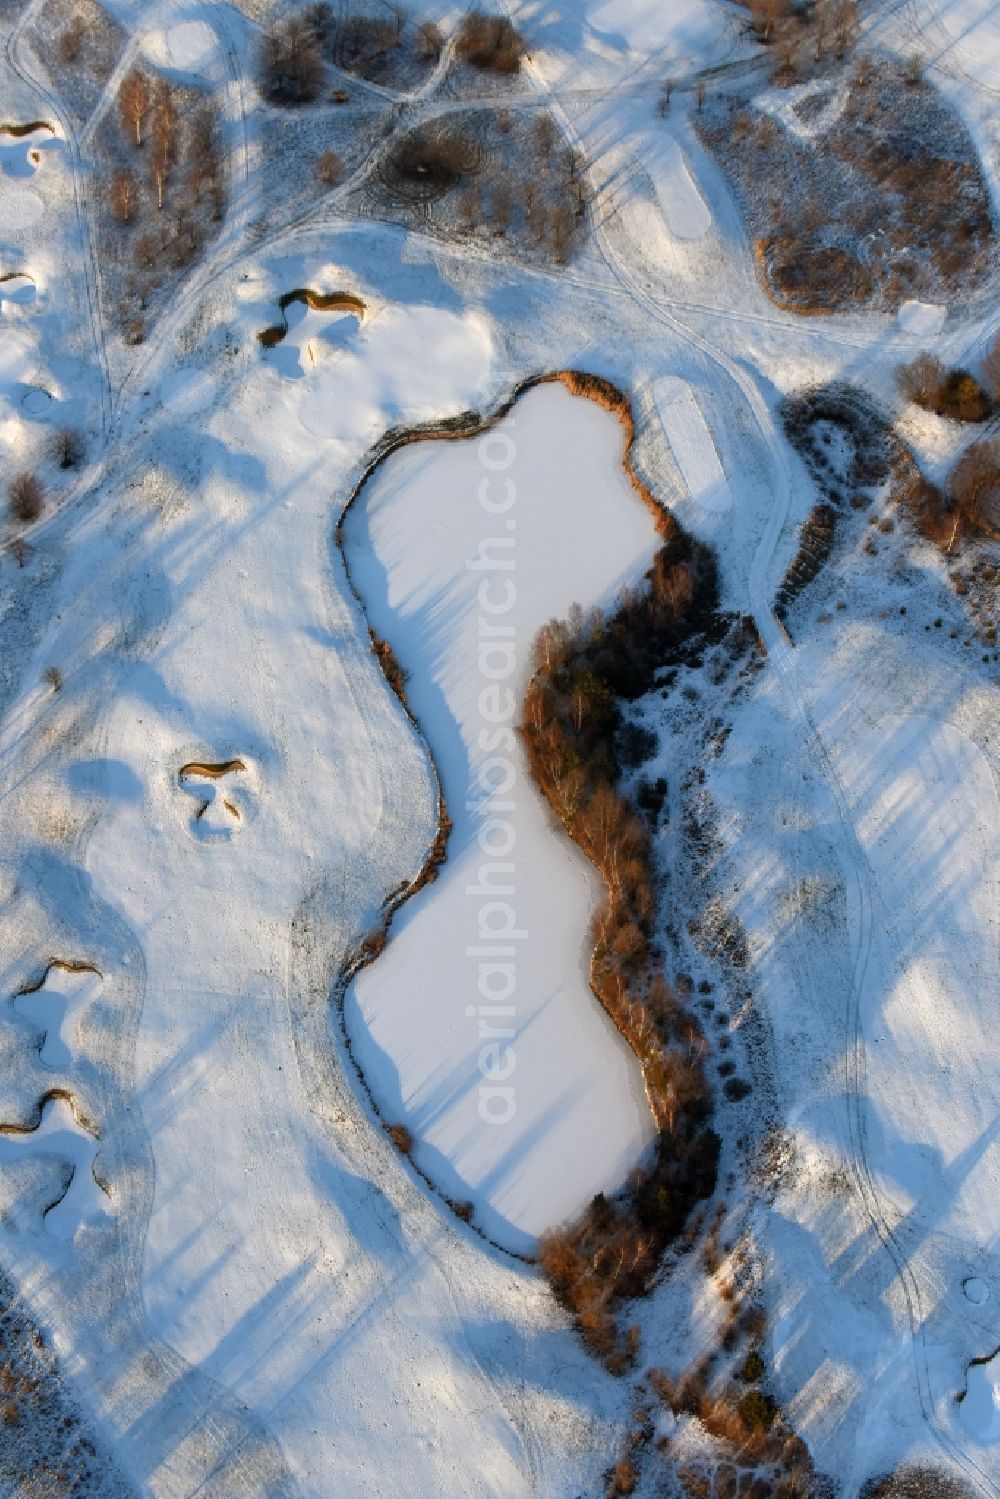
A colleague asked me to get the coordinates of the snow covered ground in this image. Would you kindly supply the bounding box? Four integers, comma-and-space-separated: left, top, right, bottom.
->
0, 0, 998, 1493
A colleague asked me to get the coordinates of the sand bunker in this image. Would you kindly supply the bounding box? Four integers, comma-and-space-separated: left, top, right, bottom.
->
0, 1094, 108, 1241
14, 963, 102, 1070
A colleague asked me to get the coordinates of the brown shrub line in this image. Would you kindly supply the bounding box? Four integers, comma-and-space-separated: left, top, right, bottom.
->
517, 381, 724, 1372
257, 287, 366, 348
0, 121, 53, 137
333, 372, 722, 1293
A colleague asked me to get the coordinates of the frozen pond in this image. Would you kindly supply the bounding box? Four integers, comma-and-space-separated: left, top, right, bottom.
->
342, 381, 659, 1252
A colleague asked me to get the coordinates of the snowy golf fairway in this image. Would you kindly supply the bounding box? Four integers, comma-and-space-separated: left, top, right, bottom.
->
1, 0, 999, 1490
343, 382, 658, 1252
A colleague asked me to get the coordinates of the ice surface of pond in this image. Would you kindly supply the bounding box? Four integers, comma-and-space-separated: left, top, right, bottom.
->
343, 381, 659, 1252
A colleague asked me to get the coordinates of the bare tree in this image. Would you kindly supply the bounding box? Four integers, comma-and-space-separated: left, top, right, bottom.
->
187, 106, 221, 206
110, 167, 140, 224
950, 437, 1000, 535
315, 148, 342, 186
696, 79, 706, 111
119, 69, 151, 147
750, 0, 782, 42
148, 80, 177, 210
455, 11, 524, 73
896, 350, 944, 405
534, 112, 556, 161
492, 183, 512, 235
833, 0, 859, 55
304, 2, 335, 47
550, 204, 573, 264
9, 473, 43, 524
417, 20, 443, 61
134, 232, 159, 270
260, 17, 325, 104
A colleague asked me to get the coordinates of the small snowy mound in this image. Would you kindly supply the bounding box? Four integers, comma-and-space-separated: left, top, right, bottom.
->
166, 20, 217, 70
649, 137, 711, 241
898, 300, 945, 336
161, 367, 218, 416
144, 19, 218, 77
3, 188, 44, 232
960, 1351, 1000, 1444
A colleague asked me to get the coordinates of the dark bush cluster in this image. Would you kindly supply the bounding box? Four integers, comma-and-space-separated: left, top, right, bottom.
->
897, 437, 1000, 548
8, 473, 43, 525
378, 123, 482, 203
699, 59, 994, 314
260, 17, 325, 104
896, 351, 993, 423
454, 10, 525, 73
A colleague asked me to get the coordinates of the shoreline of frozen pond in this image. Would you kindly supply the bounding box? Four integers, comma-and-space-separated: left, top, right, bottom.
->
342, 381, 660, 1254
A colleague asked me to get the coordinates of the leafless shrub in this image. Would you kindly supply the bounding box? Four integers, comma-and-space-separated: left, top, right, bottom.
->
455, 10, 525, 73
315, 148, 343, 186
109, 167, 139, 224
606, 1458, 638, 1496
44, 666, 62, 692
9, 473, 44, 524
896, 351, 945, 405
51, 427, 84, 470
385, 1122, 413, 1154
379, 124, 480, 203
58, 18, 85, 64
950, 437, 1000, 537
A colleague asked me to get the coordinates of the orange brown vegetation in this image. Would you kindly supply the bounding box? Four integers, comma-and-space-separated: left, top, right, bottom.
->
526, 382, 723, 1368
